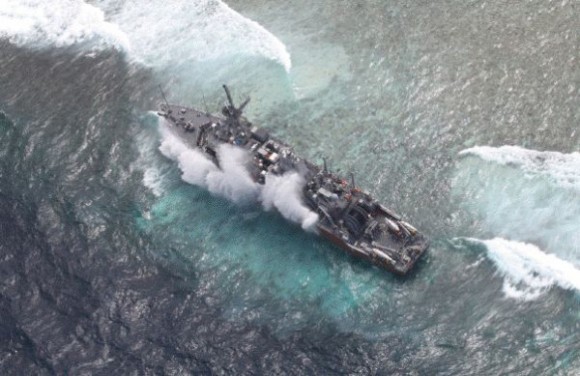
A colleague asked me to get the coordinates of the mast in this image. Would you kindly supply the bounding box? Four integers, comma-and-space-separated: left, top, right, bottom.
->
222, 84, 235, 111
238, 97, 251, 112
158, 85, 171, 112
222, 84, 251, 127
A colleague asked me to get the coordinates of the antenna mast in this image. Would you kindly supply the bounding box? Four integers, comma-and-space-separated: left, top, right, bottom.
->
158, 85, 171, 111
222, 84, 236, 111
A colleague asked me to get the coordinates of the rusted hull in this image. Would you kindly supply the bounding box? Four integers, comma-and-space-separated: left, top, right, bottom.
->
317, 225, 425, 275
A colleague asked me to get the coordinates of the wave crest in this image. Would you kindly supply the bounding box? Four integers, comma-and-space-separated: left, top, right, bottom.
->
459, 145, 580, 190
454, 145, 580, 265
0, 0, 130, 51
466, 237, 580, 301
93, 0, 291, 71
1, 0, 291, 72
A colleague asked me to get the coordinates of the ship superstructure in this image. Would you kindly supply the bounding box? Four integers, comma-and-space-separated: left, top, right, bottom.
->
157, 85, 428, 275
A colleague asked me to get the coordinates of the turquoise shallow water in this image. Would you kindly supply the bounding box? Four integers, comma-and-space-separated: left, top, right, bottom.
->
0, 0, 579, 374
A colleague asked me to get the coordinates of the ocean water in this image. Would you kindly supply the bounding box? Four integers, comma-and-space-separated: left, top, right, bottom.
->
0, 0, 578, 374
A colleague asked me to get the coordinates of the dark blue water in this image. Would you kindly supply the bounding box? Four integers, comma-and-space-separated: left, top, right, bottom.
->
0, 0, 579, 374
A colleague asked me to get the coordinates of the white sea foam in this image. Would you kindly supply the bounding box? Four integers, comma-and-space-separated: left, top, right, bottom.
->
92, 0, 291, 71
459, 145, 580, 190
131, 115, 174, 197
157, 122, 318, 227
0, 0, 130, 51
143, 167, 164, 197
206, 144, 260, 204
262, 173, 319, 231
1, 0, 290, 72
159, 128, 257, 204
466, 237, 580, 301
158, 126, 218, 188
455, 145, 580, 265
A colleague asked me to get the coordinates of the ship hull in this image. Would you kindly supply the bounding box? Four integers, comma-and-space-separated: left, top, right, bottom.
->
157, 86, 429, 276
317, 225, 426, 275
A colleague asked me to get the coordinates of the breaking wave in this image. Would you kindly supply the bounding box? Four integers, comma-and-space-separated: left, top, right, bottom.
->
455, 145, 580, 265
157, 123, 317, 230
262, 173, 319, 230
465, 238, 580, 301
1, 0, 291, 73
459, 145, 580, 190
92, 0, 291, 71
0, 0, 130, 51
